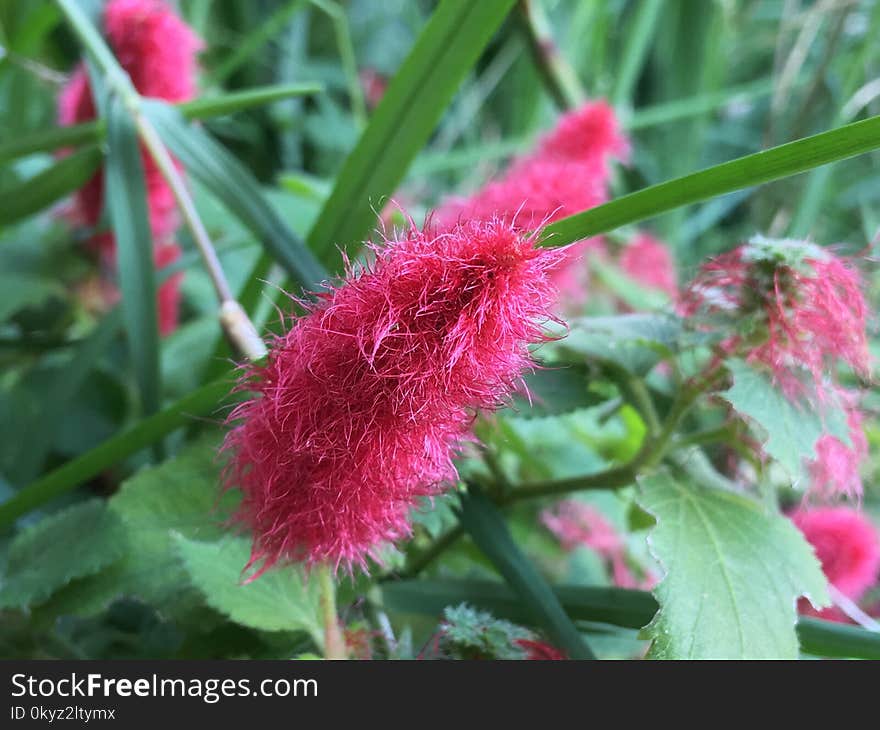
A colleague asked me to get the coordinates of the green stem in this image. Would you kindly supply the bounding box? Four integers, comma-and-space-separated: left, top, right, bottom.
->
317, 565, 347, 660
517, 0, 585, 110
397, 525, 464, 579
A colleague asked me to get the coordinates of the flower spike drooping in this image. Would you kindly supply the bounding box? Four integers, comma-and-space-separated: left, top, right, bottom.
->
223, 218, 563, 574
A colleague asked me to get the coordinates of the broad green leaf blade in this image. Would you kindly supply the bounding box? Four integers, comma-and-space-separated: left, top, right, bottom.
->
541, 113, 880, 247
0, 499, 126, 610
547, 313, 683, 376
105, 97, 160, 419
35, 436, 234, 619
0, 375, 235, 528
720, 359, 849, 486
457, 490, 595, 659
382, 579, 880, 659
12, 309, 122, 484
175, 535, 322, 645
638, 471, 829, 659
307, 0, 517, 265
510, 364, 599, 418
144, 101, 327, 289
0, 146, 102, 226
0, 84, 323, 165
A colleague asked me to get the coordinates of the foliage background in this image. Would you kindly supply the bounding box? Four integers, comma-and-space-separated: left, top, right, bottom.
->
1, 0, 879, 659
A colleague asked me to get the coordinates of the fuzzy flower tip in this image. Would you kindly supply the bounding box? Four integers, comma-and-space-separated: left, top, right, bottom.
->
680, 238, 870, 395
791, 507, 880, 619
619, 232, 677, 298
537, 99, 630, 168
223, 218, 563, 574
808, 395, 868, 501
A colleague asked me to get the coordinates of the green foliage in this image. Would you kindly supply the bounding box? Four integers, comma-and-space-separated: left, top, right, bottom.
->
437, 604, 532, 660
638, 471, 829, 659
175, 535, 323, 646
0, 500, 126, 610
721, 359, 850, 485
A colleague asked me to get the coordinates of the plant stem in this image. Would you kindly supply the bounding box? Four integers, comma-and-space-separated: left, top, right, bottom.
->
317, 565, 347, 660
397, 525, 464, 579
55, 0, 266, 361
517, 0, 585, 111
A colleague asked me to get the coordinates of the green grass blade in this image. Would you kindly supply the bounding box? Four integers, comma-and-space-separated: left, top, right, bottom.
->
0, 83, 323, 165
383, 579, 880, 660
144, 100, 327, 289
541, 114, 880, 247
306, 0, 517, 266
0, 375, 234, 528
0, 146, 102, 226
457, 490, 595, 659
612, 0, 663, 107
105, 97, 160, 420
208, 0, 307, 84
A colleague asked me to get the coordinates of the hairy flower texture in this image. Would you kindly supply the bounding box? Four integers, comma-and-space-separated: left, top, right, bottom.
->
680, 238, 870, 397
808, 397, 868, 501
57, 0, 202, 335
435, 101, 627, 307
791, 507, 880, 620
619, 232, 677, 298
541, 500, 652, 589
155, 243, 183, 337
537, 99, 630, 169
224, 219, 562, 573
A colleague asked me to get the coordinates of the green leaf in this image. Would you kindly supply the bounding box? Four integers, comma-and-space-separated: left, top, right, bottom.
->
549, 313, 683, 376
638, 471, 829, 659
307, 0, 517, 266
0, 146, 102, 227
720, 359, 849, 485
541, 113, 880, 247
0, 375, 235, 529
510, 364, 599, 418
105, 97, 160, 420
0, 273, 63, 320
144, 101, 327, 290
0, 499, 126, 610
175, 535, 322, 645
36, 436, 234, 618
457, 490, 595, 659
382, 578, 880, 658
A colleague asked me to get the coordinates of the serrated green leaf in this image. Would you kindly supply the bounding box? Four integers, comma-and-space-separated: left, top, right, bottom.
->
35, 436, 234, 618
105, 97, 160, 420
720, 359, 849, 486
638, 471, 829, 659
0, 146, 102, 227
307, 0, 517, 265
143, 101, 327, 290
175, 535, 322, 645
549, 313, 683, 376
0, 500, 126, 610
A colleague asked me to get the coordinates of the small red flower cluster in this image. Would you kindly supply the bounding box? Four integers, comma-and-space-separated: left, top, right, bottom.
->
436, 100, 628, 307
58, 0, 202, 335
791, 507, 880, 622
681, 238, 870, 499
541, 500, 655, 589
224, 218, 562, 573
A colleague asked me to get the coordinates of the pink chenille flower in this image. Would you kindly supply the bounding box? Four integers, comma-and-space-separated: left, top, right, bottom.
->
680, 240, 870, 396
791, 507, 880, 621
536, 99, 630, 169
57, 0, 202, 335
154, 243, 183, 337
223, 218, 562, 573
808, 396, 868, 501
435, 100, 627, 307
541, 500, 651, 589
619, 232, 678, 298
